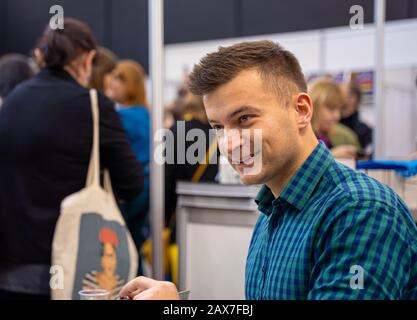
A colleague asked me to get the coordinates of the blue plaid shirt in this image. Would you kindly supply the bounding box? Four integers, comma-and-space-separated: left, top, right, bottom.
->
245, 142, 417, 299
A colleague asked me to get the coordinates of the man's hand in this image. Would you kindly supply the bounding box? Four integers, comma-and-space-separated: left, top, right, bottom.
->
119, 276, 180, 300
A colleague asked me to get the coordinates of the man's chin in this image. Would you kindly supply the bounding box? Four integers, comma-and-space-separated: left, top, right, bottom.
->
238, 173, 265, 185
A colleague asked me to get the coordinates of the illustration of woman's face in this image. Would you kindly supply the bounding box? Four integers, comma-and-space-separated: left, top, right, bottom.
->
101, 242, 117, 275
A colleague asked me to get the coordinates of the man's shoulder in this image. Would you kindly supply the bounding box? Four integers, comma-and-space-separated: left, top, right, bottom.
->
322, 160, 404, 211
313, 162, 417, 252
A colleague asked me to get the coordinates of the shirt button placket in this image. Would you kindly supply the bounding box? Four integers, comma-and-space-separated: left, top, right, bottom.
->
259, 213, 277, 300
261, 206, 284, 300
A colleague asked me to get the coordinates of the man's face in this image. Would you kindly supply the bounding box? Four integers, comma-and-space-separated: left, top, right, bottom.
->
203, 69, 301, 185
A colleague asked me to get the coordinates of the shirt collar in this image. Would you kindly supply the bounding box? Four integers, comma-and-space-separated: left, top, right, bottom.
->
255, 141, 333, 215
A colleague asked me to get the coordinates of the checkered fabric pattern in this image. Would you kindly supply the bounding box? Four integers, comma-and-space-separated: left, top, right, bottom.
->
245, 142, 417, 299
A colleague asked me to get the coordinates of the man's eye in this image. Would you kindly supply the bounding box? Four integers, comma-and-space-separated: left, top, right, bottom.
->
239, 115, 251, 123
213, 126, 224, 136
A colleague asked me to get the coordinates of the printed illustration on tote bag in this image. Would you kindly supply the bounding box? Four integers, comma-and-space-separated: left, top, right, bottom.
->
72, 213, 131, 300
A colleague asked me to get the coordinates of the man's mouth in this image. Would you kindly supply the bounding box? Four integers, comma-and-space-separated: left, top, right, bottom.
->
230, 150, 261, 167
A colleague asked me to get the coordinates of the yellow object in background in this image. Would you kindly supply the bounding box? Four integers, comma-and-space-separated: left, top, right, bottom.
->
169, 244, 179, 285
141, 228, 178, 285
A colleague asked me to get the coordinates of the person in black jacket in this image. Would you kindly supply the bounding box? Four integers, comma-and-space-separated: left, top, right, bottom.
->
341, 83, 373, 151
0, 18, 143, 300
164, 94, 219, 240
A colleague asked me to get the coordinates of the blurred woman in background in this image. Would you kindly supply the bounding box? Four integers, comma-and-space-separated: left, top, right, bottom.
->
0, 54, 34, 108
106, 60, 150, 274
309, 77, 361, 159
0, 18, 143, 299
89, 47, 118, 93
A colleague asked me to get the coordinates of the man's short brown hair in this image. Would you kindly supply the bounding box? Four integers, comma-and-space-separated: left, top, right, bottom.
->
188, 40, 307, 102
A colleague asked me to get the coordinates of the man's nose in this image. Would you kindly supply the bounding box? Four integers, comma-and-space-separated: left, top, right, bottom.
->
223, 129, 243, 159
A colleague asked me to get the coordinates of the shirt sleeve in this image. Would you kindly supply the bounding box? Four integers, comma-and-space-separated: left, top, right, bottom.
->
98, 94, 144, 201
307, 198, 413, 300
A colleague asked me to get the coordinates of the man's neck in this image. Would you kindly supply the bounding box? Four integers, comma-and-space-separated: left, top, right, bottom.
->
267, 136, 319, 198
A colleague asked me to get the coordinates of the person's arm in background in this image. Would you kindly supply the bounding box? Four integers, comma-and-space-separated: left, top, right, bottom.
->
98, 94, 143, 200
308, 198, 415, 299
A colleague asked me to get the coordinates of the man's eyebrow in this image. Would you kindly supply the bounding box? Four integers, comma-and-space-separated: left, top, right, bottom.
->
208, 119, 219, 125
227, 105, 260, 122
208, 105, 260, 125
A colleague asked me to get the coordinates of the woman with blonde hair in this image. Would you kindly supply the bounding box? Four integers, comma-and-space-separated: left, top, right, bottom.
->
106, 60, 148, 107
106, 60, 150, 275
309, 77, 361, 158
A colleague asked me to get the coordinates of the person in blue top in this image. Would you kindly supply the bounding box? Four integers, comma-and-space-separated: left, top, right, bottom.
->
106, 60, 150, 275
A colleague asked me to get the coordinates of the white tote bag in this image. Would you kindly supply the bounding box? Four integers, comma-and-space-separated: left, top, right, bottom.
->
51, 89, 138, 300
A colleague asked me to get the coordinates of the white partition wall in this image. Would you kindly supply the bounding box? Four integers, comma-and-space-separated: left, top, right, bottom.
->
186, 222, 254, 299
177, 182, 260, 300
165, 19, 417, 86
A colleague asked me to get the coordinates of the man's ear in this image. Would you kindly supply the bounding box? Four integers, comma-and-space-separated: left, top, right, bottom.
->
294, 93, 313, 129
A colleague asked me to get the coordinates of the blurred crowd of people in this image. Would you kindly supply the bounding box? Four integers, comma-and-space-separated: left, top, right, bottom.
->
0, 17, 219, 299
309, 76, 373, 160
0, 17, 377, 299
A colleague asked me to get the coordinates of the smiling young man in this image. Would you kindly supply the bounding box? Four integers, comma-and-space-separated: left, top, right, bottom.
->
120, 40, 417, 300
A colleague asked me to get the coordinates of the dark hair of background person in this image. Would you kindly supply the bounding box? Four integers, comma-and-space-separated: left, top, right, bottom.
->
349, 83, 362, 105
34, 18, 97, 69
188, 40, 307, 102
180, 94, 207, 123
0, 54, 34, 98
89, 47, 118, 91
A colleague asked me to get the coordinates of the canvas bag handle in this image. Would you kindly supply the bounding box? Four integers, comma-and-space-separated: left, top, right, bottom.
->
85, 89, 100, 188
85, 89, 118, 197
